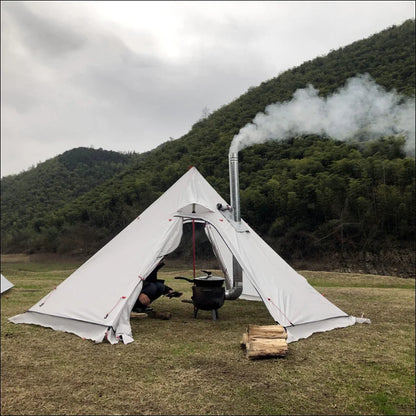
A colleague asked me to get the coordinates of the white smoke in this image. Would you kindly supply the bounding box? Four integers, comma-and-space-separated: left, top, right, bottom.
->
229, 73, 415, 156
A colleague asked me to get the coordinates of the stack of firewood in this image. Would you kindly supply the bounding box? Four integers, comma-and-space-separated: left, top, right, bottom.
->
240, 324, 288, 359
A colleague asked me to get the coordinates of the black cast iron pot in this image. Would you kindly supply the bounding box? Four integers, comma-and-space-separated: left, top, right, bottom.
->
175, 271, 225, 320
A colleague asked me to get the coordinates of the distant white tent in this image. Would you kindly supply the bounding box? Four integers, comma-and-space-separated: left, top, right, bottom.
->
10, 167, 370, 344
1, 274, 14, 293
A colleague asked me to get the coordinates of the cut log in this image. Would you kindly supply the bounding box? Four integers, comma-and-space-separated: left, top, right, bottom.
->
246, 332, 287, 341
130, 311, 172, 320
241, 324, 289, 359
246, 338, 288, 359
247, 324, 287, 338
130, 312, 148, 319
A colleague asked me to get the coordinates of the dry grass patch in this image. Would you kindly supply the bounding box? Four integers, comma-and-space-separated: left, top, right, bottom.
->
300, 270, 415, 288
1, 261, 414, 415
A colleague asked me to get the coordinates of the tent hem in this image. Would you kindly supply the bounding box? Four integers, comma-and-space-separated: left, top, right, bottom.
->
285, 315, 370, 343
9, 311, 115, 344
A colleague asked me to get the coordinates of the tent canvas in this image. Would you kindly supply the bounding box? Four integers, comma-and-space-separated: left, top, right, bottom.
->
1, 274, 14, 293
9, 167, 369, 343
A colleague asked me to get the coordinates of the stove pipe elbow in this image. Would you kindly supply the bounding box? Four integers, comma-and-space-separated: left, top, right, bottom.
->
225, 256, 243, 300
225, 286, 243, 300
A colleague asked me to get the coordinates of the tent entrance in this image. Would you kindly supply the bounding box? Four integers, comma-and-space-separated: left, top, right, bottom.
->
164, 218, 223, 274
164, 217, 251, 299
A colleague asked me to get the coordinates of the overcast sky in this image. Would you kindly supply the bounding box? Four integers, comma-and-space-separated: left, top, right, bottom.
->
1, 1, 414, 177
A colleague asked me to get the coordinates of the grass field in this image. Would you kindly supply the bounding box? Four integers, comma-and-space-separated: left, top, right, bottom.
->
1, 256, 415, 415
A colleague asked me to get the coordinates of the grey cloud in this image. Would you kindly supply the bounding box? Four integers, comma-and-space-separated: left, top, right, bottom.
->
1, 1, 414, 177
3, 2, 86, 58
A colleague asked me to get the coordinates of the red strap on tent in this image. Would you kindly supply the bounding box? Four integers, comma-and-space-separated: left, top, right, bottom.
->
267, 297, 293, 326
192, 219, 196, 279
104, 296, 127, 319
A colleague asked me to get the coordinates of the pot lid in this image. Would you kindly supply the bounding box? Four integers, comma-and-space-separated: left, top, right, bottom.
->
195, 276, 224, 281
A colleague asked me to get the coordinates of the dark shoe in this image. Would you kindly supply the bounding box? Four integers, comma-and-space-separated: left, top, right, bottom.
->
132, 306, 153, 313
165, 291, 183, 299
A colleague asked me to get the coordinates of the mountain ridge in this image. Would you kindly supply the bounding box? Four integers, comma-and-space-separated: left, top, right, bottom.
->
1, 20, 414, 276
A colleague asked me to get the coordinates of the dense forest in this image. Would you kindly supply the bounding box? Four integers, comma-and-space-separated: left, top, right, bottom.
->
1, 20, 415, 276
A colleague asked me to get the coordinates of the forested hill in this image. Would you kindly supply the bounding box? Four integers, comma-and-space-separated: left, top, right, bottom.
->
1, 20, 415, 276
1, 147, 138, 250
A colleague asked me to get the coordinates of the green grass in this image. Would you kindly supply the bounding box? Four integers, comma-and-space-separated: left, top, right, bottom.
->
1, 256, 414, 415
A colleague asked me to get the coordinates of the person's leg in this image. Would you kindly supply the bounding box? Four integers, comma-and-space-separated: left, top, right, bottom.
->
133, 282, 158, 312
133, 281, 183, 312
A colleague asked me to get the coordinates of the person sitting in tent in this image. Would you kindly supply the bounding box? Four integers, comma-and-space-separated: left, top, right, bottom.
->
132, 259, 182, 313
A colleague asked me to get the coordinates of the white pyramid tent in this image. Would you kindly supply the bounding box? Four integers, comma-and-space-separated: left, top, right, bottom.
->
1, 274, 14, 293
9, 167, 369, 344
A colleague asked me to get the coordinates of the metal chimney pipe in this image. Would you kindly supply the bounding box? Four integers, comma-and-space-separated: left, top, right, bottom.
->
229, 152, 241, 222
225, 151, 243, 300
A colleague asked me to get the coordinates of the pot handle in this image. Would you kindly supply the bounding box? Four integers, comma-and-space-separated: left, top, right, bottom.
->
174, 276, 194, 283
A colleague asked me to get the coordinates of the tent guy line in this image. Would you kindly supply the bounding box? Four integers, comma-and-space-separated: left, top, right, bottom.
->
104, 296, 127, 320
266, 297, 293, 327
